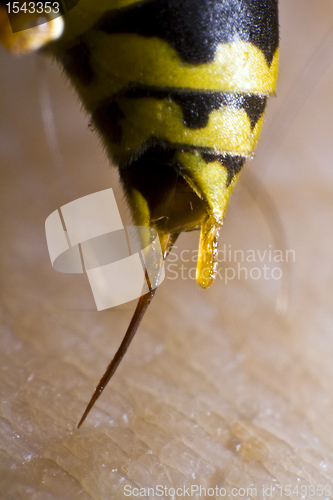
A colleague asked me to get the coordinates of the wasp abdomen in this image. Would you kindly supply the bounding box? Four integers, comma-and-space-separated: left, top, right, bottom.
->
54, 0, 279, 286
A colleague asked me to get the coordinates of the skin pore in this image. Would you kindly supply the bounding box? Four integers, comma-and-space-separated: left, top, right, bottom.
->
1, 1, 333, 497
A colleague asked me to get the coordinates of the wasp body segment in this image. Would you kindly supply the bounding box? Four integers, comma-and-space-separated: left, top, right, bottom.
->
0, 0, 279, 425
46, 0, 279, 287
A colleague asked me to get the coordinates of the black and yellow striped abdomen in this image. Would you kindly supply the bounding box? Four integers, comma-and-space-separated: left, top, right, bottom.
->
48, 0, 279, 287
0, 0, 280, 425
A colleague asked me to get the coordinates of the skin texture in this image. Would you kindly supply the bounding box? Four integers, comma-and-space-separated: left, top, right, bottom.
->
1, 1, 333, 498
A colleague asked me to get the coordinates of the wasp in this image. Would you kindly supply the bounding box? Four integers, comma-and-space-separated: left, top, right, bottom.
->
0, 0, 279, 426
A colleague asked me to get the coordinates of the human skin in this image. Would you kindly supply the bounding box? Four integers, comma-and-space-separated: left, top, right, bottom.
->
1, 1, 333, 498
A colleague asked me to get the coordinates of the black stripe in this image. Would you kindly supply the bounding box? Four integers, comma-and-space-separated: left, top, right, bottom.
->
120, 145, 187, 210
120, 145, 245, 207
201, 152, 246, 186
92, 101, 125, 144
96, 0, 279, 66
59, 40, 94, 85
119, 144, 209, 233
124, 87, 267, 129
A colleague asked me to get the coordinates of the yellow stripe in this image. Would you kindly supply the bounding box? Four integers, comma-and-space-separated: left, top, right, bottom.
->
175, 151, 238, 223
74, 34, 278, 112
175, 151, 240, 287
109, 98, 264, 162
